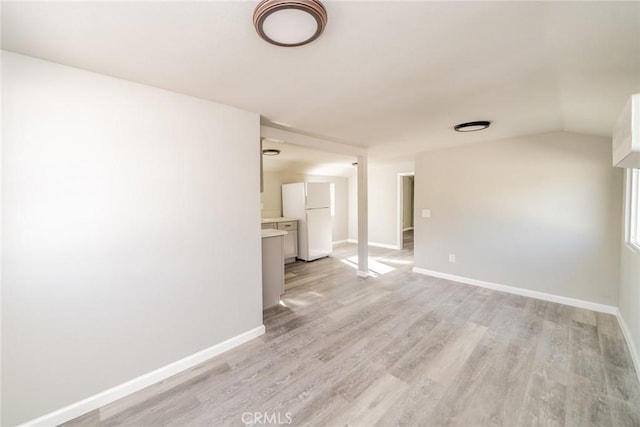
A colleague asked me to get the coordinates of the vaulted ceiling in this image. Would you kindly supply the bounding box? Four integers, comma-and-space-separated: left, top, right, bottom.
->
2, 1, 639, 161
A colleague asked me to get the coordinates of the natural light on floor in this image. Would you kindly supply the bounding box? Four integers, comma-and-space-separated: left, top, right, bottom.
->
280, 297, 310, 307
374, 257, 413, 266
341, 256, 396, 276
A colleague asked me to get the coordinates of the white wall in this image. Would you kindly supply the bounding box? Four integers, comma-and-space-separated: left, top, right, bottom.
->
348, 161, 415, 248
1, 52, 263, 425
0, 50, 3, 426
261, 171, 348, 242
619, 170, 640, 373
414, 132, 622, 306
261, 171, 285, 219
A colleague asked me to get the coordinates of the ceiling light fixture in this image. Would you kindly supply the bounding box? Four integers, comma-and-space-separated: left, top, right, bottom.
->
454, 121, 491, 132
262, 148, 281, 156
253, 0, 328, 47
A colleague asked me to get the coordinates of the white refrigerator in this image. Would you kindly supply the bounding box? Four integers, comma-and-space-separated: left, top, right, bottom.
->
282, 182, 332, 261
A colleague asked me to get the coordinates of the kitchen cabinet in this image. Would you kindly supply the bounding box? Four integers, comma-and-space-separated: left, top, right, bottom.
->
261, 218, 298, 264
278, 221, 298, 264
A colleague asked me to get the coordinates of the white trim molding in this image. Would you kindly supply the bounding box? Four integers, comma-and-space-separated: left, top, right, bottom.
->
332, 239, 349, 246
412, 267, 617, 314
18, 325, 266, 427
615, 309, 640, 383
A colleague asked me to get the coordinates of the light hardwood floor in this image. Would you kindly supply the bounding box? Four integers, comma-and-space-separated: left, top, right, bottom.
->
65, 231, 639, 426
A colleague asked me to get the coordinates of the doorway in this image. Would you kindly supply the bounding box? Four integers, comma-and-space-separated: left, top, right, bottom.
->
397, 172, 415, 250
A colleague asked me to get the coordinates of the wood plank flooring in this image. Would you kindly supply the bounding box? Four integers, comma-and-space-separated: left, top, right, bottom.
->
64, 231, 640, 426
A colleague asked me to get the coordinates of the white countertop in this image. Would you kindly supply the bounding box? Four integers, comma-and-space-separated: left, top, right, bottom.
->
261, 217, 298, 224
261, 229, 288, 239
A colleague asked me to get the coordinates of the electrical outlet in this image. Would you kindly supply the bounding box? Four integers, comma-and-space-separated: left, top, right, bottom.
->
449, 254, 456, 263
422, 209, 431, 218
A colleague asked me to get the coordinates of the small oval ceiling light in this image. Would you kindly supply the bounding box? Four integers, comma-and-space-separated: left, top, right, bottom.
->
262, 148, 281, 156
253, 0, 328, 47
454, 121, 492, 132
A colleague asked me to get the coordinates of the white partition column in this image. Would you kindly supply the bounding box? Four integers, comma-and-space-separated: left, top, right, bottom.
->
357, 155, 369, 277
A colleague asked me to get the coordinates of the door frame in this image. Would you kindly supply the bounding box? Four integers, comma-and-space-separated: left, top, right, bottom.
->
396, 172, 415, 249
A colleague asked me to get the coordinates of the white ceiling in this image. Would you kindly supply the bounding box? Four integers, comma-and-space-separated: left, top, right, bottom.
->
262, 138, 356, 177
2, 1, 639, 162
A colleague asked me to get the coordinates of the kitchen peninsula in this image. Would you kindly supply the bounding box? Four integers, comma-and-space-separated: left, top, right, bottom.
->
261, 228, 286, 310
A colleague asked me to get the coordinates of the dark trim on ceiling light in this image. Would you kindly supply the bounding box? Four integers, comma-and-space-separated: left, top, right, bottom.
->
253, 0, 328, 47
454, 121, 491, 132
262, 148, 281, 156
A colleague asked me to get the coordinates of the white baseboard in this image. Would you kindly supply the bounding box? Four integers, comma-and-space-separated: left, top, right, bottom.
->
347, 239, 401, 250
19, 325, 266, 427
332, 239, 349, 246
412, 267, 617, 315
402, 227, 414, 232
615, 309, 640, 383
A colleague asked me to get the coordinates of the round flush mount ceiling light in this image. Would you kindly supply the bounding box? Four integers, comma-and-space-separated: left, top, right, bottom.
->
454, 121, 491, 132
262, 148, 281, 156
253, 0, 328, 47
